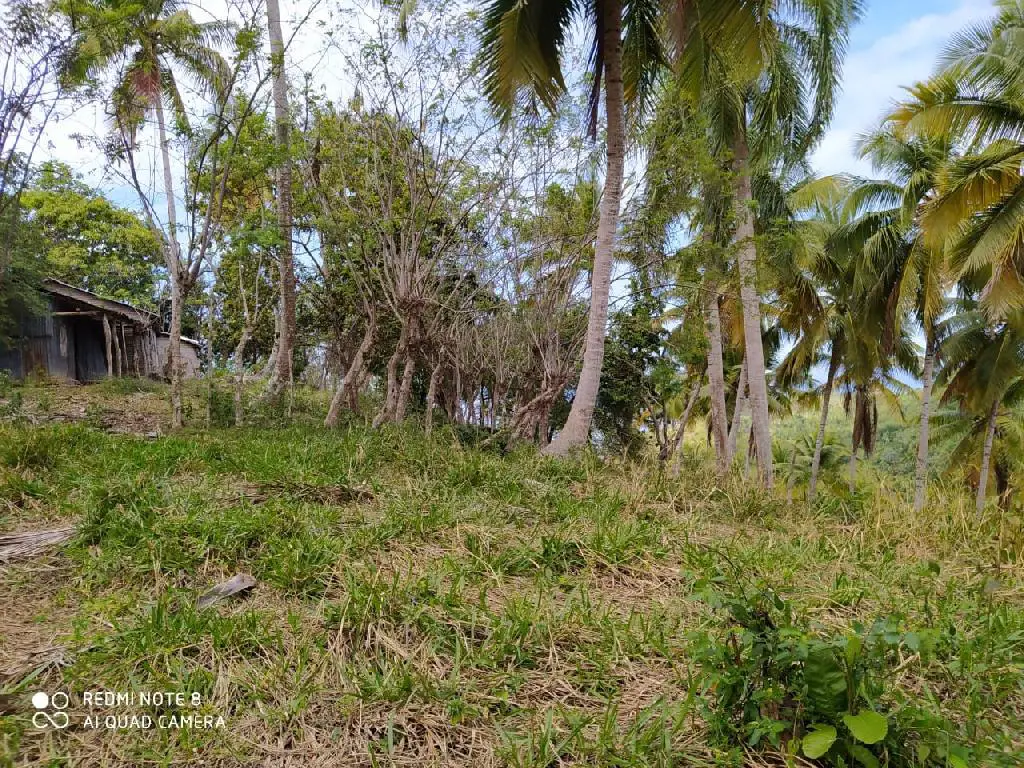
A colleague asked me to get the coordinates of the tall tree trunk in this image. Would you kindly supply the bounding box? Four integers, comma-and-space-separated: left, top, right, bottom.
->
669, 372, 704, 477
726, 357, 747, 463
266, 0, 296, 396
544, 0, 624, 456
808, 345, 839, 504
914, 334, 935, 512
732, 132, 773, 488
325, 309, 375, 427
154, 92, 185, 428
705, 285, 729, 474
977, 399, 999, 514
374, 323, 408, 428
425, 361, 442, 435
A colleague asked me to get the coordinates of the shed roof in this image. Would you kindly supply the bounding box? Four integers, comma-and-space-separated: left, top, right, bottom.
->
42, 278, 157, 326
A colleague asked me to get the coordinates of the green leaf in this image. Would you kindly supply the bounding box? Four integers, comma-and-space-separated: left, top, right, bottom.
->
850, 743, 880, 768
802, 725, 837, 758
947, 755, 969, 768
843, 710, 888, 744
916, 743, 931, 764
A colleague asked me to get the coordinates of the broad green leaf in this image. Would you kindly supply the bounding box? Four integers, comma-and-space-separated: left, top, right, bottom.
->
916, 743, 931, 764
843, 710, 888, 744
948, 755, 969, 768
802, 725, 837, 758
850, 743, 880, 768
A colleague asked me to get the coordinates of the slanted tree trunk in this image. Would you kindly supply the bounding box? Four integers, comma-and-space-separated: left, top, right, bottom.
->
544, 0, 624, 456
732, 132, 773, 487
705, 285, 729, 474
425, 361, 442, 435
668, 372, 704, 477
265, 0, 296, 396
977, 399, 999, 514
808, 346, 839, 504
914, 334, 935, 512
726, 357, 747, 463
325, 308, 375, 427
154, 91, 185, 428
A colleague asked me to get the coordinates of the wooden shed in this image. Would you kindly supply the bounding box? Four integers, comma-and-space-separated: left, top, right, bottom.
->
0, 279, 200, 382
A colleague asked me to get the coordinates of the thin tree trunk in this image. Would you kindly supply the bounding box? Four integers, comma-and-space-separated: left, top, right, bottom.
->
705, 285, 729, 474
374, 323, 408, 428
808, 346, 839, 504
726, 357, 747, 463
977, 399, 999, 514
732, 131, 773, 488
914, 334, 935, 512
154, 92, 184, 429
425, 361, 442, 435
265, 0, 296, 396
544, 0, 624, 456
233, 325, 251, 426
669, 372, 704, 477
325, 309, 375, 427
538, 404, 551, 447
113, 322, 122, 377
102, 314, 113, 377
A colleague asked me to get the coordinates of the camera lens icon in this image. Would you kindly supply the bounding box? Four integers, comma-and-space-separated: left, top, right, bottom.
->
31, 691, 70, 730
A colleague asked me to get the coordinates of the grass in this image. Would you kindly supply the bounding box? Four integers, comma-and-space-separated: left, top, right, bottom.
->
0, 383, 1021, 767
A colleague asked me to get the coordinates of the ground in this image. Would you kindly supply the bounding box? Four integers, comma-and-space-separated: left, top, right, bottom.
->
0, 382, 1021, 767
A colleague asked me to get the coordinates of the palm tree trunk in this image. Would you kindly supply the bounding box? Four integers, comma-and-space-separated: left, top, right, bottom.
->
266, 0, 296, 396
808, 346, 839, 504
977, 399, 999, 514
913, 334, 935, 512
544, 0, 624, 456
726, 357, 747, 463
154, 92, 184, 429
705, 284, 729, 474
732, 131, 773, 488
669, 372, 704, 477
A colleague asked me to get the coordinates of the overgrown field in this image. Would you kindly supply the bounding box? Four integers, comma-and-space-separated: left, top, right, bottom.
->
0, 387, 1022, 767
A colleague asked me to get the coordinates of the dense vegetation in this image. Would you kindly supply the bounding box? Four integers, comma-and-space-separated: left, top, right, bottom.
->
2, 0, 1024, 765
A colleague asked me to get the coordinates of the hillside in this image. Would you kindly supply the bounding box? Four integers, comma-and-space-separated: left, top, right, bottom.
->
1, 384, 1021, 767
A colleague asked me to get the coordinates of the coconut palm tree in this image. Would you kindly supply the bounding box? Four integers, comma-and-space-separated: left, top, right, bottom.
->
66, 0, 230, 427
677, 0, 863, 487
937, 305, 1024, 512
841, 126, 953, 511
891, 0, 1024, 320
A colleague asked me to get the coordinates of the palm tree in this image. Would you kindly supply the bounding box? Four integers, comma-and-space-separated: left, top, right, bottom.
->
678, 0, 863, 487
67, 0, 230, 427
891, 0, 1024, 320
937, 306, 1024, 512
843, 126, 952, 511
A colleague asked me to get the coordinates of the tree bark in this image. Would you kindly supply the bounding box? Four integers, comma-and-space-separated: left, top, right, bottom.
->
425, 361, 442, 435
265, 0, 296, 396
374, 323, 409, 428
325, 309, 375, 427
732, 132, 773, 487
913, 334, 935, 512
705, 285, 729, 475
726, 357, 747, 463
394, 355, 415, 422
669, 372, 704, 477
977, 399, 999, 514
233, 325, 251, 427
808, 345, 839, 504
154, 91, 184, 428
102, 314, 113, 377
544, 0, 624, 456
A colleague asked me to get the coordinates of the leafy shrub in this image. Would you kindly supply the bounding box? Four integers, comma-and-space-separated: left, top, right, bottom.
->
689, 570, 971, 766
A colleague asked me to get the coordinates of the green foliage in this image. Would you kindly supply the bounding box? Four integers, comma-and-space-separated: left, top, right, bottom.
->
19, 162, 160, 306
688, 567, 972, 766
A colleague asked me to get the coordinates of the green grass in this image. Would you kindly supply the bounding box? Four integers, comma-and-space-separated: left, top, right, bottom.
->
0, 386, 1021, 767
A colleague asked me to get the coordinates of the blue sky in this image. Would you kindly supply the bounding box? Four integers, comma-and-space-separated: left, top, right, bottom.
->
810, 0, 995, 177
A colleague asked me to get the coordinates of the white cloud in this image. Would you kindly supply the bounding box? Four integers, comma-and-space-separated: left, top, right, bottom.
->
811, 0, 996, 178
